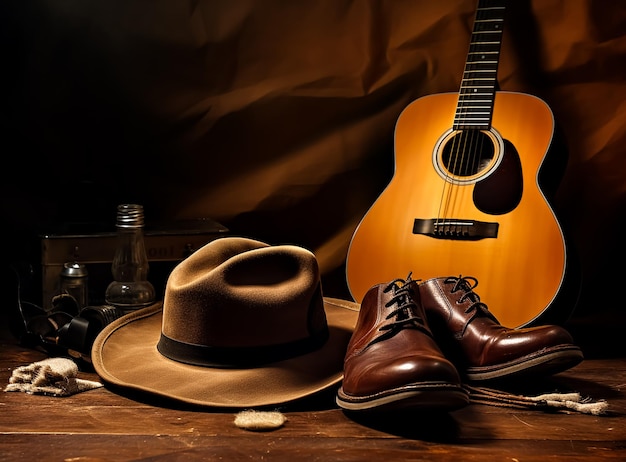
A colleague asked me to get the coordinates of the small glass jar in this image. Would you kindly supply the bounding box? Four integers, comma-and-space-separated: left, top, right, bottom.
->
60, 261, 89, 309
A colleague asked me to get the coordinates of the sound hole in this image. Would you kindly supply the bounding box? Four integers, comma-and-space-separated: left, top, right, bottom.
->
441, 130, 495, 177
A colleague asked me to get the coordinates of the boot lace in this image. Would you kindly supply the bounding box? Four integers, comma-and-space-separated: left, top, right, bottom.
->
444, 275, 499, 335
368, 274, 430, 347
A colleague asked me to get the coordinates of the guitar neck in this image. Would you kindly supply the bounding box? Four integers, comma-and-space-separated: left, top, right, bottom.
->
455, 0, 506, 131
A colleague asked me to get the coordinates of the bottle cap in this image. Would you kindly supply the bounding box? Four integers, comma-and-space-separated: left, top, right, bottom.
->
61, 261, 88, 278
116, 204, 145, 228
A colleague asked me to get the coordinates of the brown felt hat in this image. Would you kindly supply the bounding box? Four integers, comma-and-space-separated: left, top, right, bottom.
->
91, 237, 360, 408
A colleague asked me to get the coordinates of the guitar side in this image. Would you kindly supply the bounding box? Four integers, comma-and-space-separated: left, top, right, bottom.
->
346, 91, 569, 328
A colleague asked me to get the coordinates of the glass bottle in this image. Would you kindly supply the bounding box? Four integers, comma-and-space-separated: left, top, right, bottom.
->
104, 204, 155, 313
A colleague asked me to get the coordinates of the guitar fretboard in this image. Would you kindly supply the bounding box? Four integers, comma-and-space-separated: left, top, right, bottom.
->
454, 0, 506, 130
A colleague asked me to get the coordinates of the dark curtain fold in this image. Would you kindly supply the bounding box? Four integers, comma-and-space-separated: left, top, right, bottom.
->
2, 0, 625, 317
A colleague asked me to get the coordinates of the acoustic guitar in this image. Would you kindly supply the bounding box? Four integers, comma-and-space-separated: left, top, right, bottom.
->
346, 0, 577, 328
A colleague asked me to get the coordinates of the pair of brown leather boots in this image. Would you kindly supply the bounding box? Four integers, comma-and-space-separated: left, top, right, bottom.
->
337, 275, 584, 412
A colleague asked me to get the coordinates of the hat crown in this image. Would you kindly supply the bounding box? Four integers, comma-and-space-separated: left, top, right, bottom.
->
158, 238, 329, 367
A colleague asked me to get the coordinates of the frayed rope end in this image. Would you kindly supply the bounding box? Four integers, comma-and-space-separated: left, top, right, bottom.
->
464, 385, 610, 416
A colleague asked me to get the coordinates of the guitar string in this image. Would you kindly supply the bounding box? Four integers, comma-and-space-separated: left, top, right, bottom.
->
439, 5, 477, 236
438, 124, 460, 237
448, 129, 464, 236
438, 1, 501, 236
440, 40, 478, 236
439, 82, 466, 237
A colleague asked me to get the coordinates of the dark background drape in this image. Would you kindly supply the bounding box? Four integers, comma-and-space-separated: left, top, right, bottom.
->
2, 1, 625, 325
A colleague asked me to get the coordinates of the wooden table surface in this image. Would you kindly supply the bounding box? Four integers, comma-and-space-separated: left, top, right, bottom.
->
1, 316, 625, 461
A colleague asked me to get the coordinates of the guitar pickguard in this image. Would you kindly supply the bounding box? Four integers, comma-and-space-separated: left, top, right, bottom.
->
473, 139, 523, 215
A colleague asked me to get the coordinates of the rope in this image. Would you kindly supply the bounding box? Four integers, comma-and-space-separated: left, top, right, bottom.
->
463, 384, 609, 416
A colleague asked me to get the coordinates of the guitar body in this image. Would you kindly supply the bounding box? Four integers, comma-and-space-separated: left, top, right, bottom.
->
346, 91, 570, 328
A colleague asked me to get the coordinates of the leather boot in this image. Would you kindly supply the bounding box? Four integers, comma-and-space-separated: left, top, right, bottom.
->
418, 276, 584, 381
337, 276, 469, 412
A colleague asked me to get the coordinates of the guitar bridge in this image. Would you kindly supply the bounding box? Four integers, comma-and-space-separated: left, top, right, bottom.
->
413, 218, 498, 240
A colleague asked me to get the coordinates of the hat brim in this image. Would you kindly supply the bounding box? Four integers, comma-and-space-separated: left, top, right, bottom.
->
91, 297, 359, 408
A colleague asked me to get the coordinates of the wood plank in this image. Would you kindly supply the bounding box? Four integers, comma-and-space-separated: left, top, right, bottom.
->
1, 434, 625, 461
1, 375, 623, 440
2, 355, 622, 439
1, 321, 625, 461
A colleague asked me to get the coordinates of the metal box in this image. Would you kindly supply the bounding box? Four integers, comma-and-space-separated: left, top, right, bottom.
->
37, 218, 228, 309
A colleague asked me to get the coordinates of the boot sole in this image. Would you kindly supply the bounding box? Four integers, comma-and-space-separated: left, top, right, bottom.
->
336, 382, 469, 412
464, 345, 584, 381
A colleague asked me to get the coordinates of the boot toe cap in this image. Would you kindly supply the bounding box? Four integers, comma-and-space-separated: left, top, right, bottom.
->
343, 354, 461, 397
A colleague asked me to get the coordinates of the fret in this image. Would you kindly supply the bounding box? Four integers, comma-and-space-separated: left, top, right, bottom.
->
464, 67, 499, 72
454, 0, 506, 130
463, 72, 497, 77
470, 46, 501, 50
459, 98, 494, 102
456, 118, 490, 122
457, 100, 487, 105
456, 114, 492, 119
457, 102, 492, 106
463, 70, 496, 77
461, 82, 497, 86
456, 112, 491, 116
460, 85, 496, 90
457, 105, 492, 111
463, 71, 498, 75
457, 110, 491, 113
456, 107, 491, 111
460, 90, 495, 94
460, 88, 496, 92
456, 114, 491, 118
464, 64, 499, 68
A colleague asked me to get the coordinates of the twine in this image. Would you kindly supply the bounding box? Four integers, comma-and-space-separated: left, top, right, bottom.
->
463, 384, 609, 416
